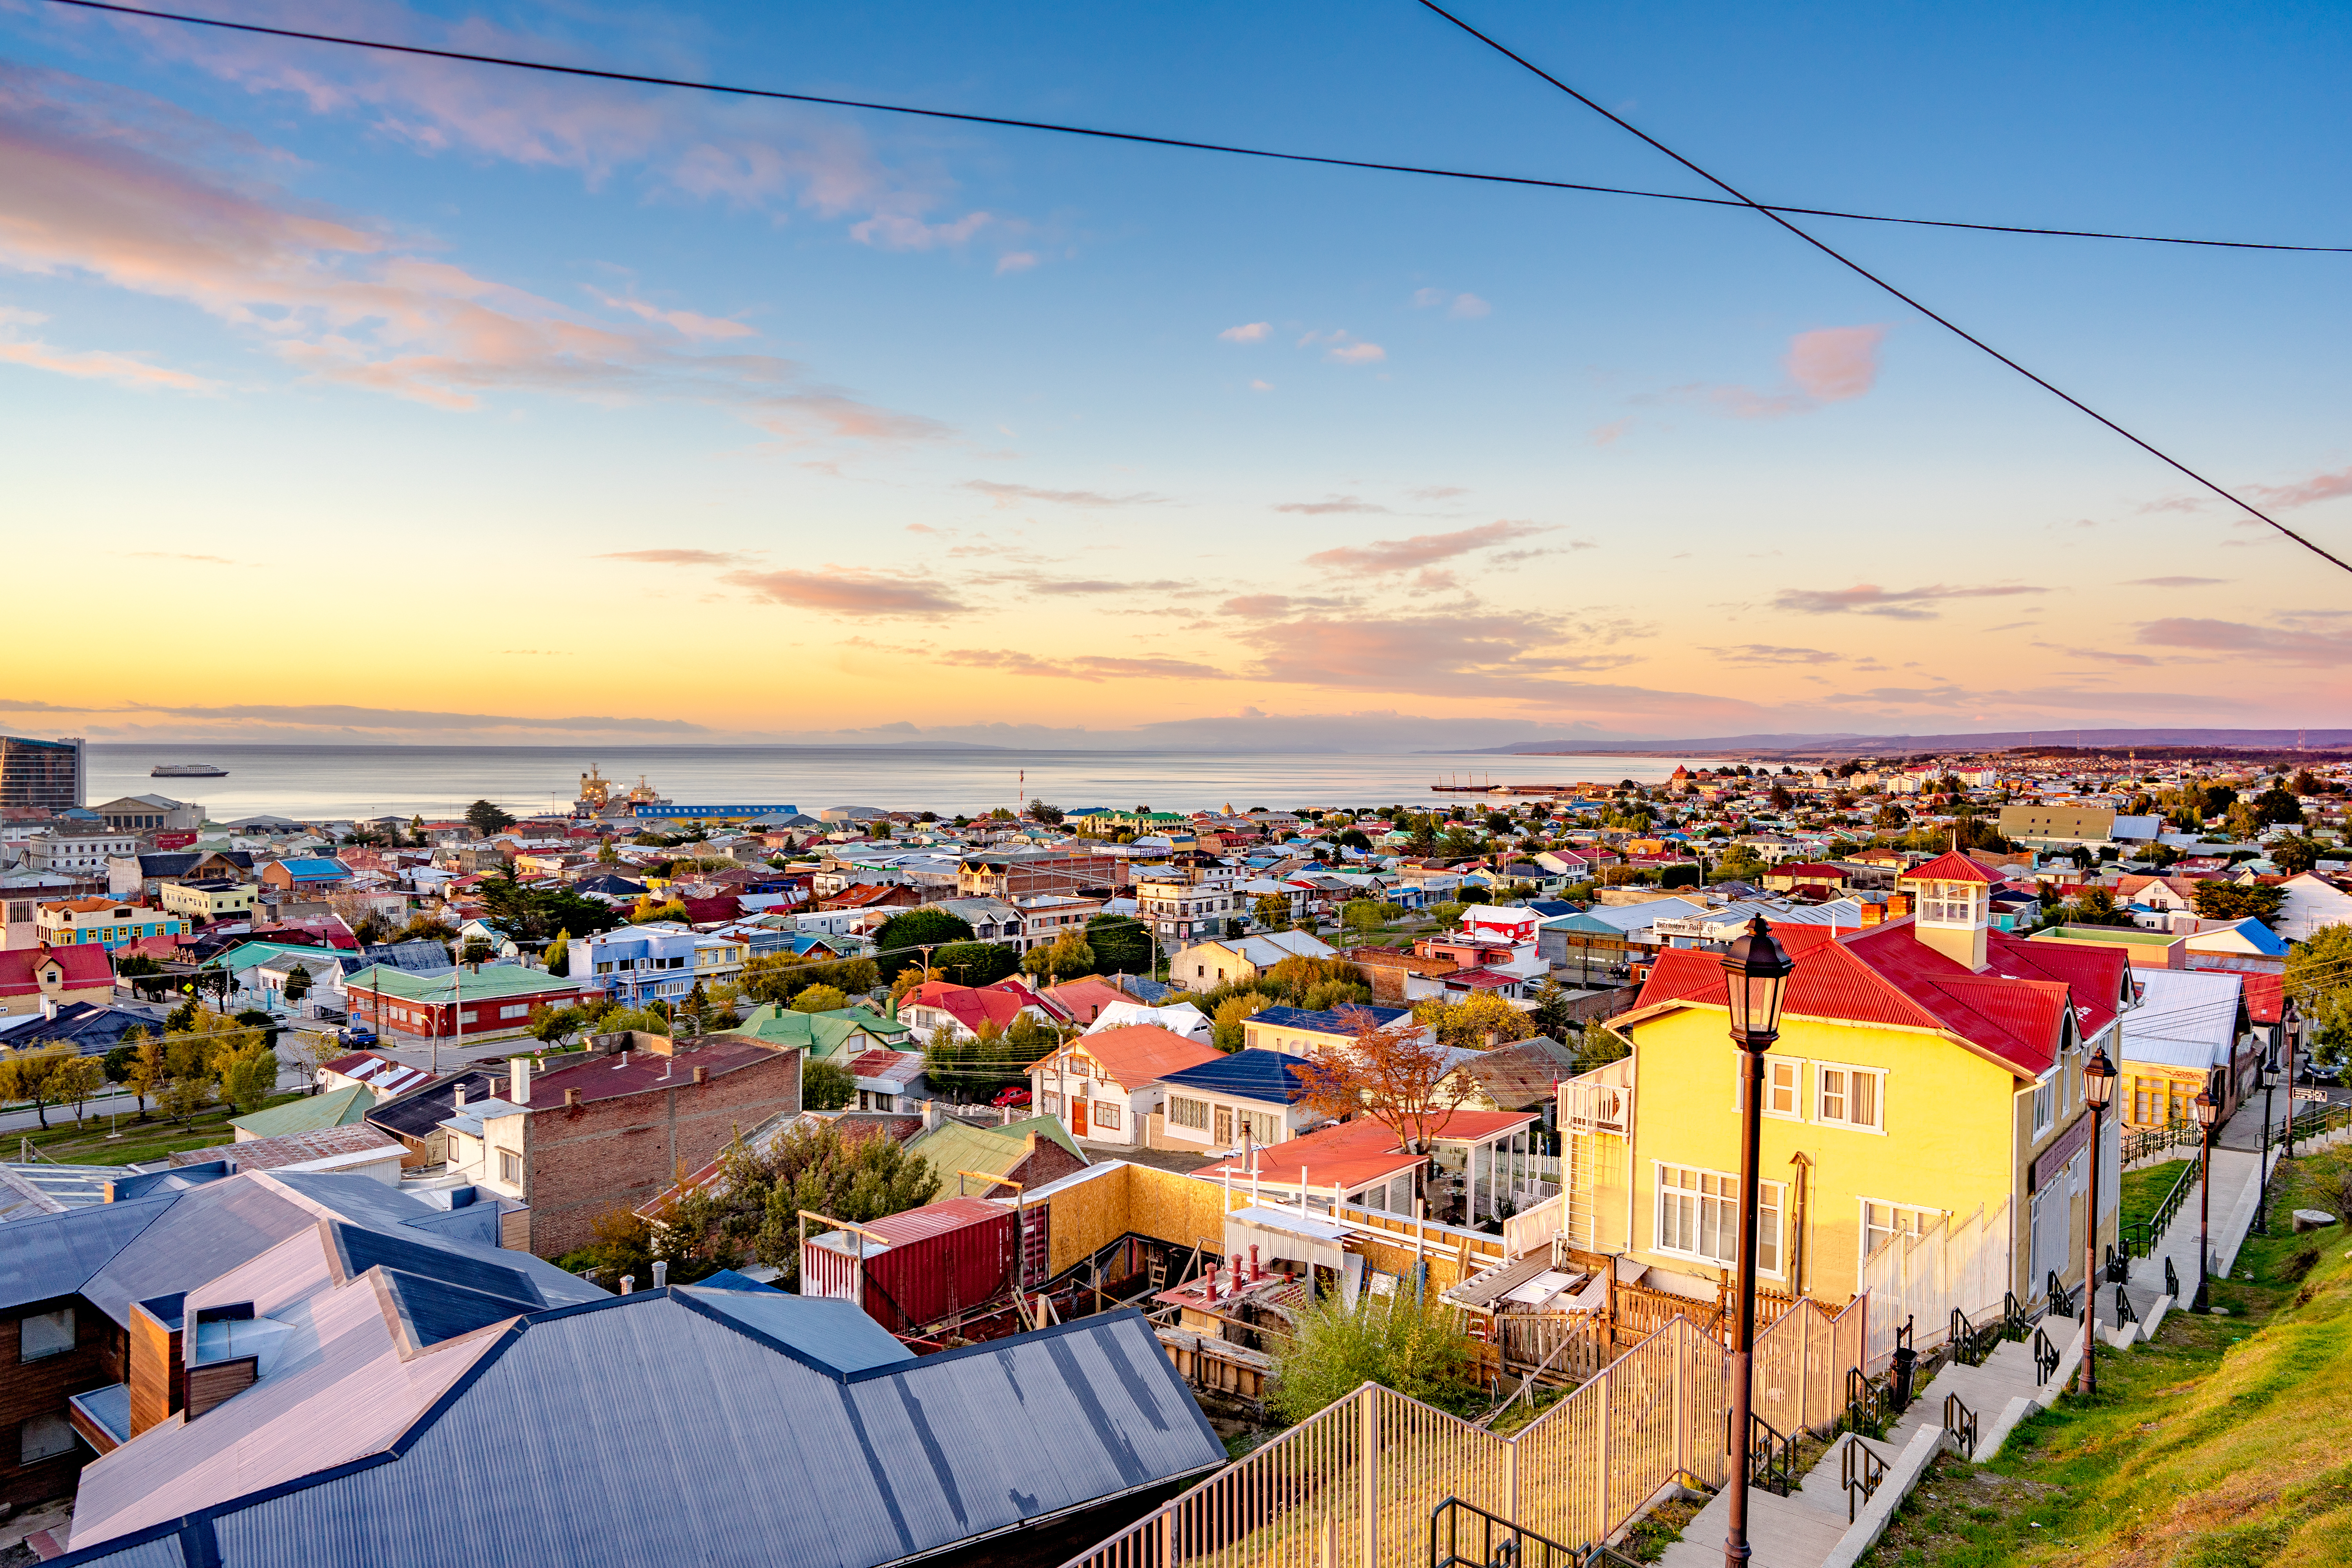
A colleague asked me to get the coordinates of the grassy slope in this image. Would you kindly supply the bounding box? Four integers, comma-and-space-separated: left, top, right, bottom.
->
2117, 1159, 2192, 1237
11, 1094, 306, 1167
1865, 1142, 2352, 1566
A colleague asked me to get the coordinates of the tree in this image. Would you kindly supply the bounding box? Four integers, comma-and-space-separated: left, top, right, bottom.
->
1020, 932, 1096, 986
1269, 1287, 1480, 1422
543, 929, 570, 977
1710, 846, 1769, 884
55, 1055, 107, 1124
2070, 887, 2132, 927
931, 942, 1020, 987
528, 1004, 592, 1047
1528, 978, 1578, 1041
1289, 1007, 1475, 1154
1575, 1021, 1629, 1073
791, 984, 850, 1015
460, 937, 496, 967
221, 1042, 278, 1113
2250, 787, 2306, 828
1211, 992, 1269, 1051
122, 1029, 165, 1118
2270, 838, 2327, 875
643, 1120, 942, 1289
0, 1044, 79, 1128
1025, 799, 1065, 825
1086, 915, 1154, 975
2192, 880, 2286, 925
874, 907, 977, 960
476, 870, 622, 941
2289, 926, 2352, 1068
465, 799, 517, 835
1413, 992, 1537, 1050
281, 963, 312, 1004
802, 1057, 856, 1110
1336, 828, 1374, 853
1253, 893, 1294, 932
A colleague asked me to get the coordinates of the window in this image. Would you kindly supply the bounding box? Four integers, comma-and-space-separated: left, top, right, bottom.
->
1168, 1096, 1210, 1131
1860, 1201, 1939, 1263
2032, 1075, 2054, 1137
1817, 1065, 1884, 1131
497, 1151, 521, 1184
1041, 1092, 1063, 1114
20, 1411, 75, 1465
19, 1307, 74, 1362
1766, 1060, 1802, 1117
1655, 1163, 1780, 1274
1093, 1101, 1121, 1131
500, 1004, 530, 1020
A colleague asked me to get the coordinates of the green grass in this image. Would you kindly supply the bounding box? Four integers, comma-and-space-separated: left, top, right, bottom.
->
1860, 1142, 2352, 1567
9, 1093, 305, 1167
2119, 1159, 2193, 1238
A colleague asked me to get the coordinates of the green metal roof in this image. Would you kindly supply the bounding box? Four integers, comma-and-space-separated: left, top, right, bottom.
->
905, 1114, 1084, 1189
343, 964, 581, 1003
2029, 925, 2181, 947
720, 1003, 911, 1059
230, 1083, 376, 1139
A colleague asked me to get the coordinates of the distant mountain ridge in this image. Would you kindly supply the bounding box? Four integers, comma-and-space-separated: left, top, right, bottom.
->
1463, 728, 2352, 758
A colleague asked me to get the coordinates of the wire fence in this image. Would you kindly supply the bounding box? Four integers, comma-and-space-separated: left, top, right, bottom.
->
1061, 1294, 1868, 1568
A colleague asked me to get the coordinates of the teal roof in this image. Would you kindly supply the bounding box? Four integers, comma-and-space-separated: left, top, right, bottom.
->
230, 1083, 375, 1139
721, 1003, 912, 1059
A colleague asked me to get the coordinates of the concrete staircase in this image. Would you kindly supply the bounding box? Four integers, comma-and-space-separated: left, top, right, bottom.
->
1653, 1317, 2071, 1568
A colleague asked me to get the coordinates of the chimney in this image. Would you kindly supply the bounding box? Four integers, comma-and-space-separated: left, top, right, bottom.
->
454, 1084, 467, 1111
1859, 902, 1885, 927
619, 1274, 635, 1294
691, 1065, 706, 1086
41, 993, 58, 1021
1231, 1253, 1245, 1293
652, 1261, 668, 1289
1249, 1244, 1261, 1282
564, 1087, 581, 1109
1887, 893, 1913, 917
922, 1099, 943, 1131
509, 1056, 532, 1105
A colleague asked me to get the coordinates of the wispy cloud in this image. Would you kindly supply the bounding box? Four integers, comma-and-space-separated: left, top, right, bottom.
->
0, 333, 217, 393
2241, 466, 2352, 510
1275, 496, 1392, 516
1661, 325, 1890, 420
1702, 644, 1840, 665
1411, 288, 1489, 319
2136, 616, 2352, 668
2122, 576, 2229, 588
2031, 642, 2161, 667
995, 251, 1038, 274
937, 649, 1229, 681
1025, 578, 1192, 596
597, 548, 746, 566
1305, 520, 1551, 575
962, 479, 1161, 508
1235, 608, 1653, 701
1219, 593, 1351, 619
1219, 322, 1270, 343
127, 551, 237, 564
0, 698, 702, 733
584, 288, 755, 341
1773, 582, 2042, 620
1327, 340, 1386, 365
724, 566, 967, 617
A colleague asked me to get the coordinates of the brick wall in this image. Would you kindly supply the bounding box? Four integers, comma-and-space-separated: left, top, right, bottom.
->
520, 1047, 802, 1258
0, 1297, 123, 1510
1013, 1136, 1087, 1191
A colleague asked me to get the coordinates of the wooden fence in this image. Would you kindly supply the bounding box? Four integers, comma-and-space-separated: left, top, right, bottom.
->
1063, 1294, 1869, 1568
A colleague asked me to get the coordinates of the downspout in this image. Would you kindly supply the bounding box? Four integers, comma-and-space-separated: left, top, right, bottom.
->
1787, 1151, 1812, 1298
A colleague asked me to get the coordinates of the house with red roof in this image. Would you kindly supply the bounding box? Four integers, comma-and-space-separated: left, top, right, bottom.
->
1197, 1107, 1542, 1226
0, 943, 113, 1016
1028, 1024, 1221, 1147
900, 977, 1060, 1043
1559, 849, 2133, 1329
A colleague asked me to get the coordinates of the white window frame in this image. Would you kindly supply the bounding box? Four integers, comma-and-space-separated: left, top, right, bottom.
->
1167, 1095, 1210, 1132
1653, 1162, 1783, 1278
2032, 1073, 2055, 1138
1765, 1058, 1804, 1120
1858, 1198, 1944, 1271
1092, 1100, 1122, 1131
1815, 1062, 1886, 1133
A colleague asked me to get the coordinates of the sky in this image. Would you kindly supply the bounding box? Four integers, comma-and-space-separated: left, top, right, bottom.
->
4, 0, 2350, 749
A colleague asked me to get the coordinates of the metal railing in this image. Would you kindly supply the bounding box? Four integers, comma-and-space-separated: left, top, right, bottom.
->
2113, 1284, 2138, 1327
1844, 1366, 1894, 1441
2164, 1256, 2180, 1303
2104, 1244, 2128, 1285
2122, 1162, 2198, 1260
1841, 1436, 1887, 1523
2122, 1117, 2194, 1166
1730, 1410, 1795, 1497
2032, 1328, 2060, 1387
1062, 1296, 1870, 1568
1428, 1497, 1581, 1568
1942, 1393, 1978, 1460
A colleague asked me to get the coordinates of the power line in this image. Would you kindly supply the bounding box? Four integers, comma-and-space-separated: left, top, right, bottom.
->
32, 0, 2352, 256
1411, 0, 2352, 577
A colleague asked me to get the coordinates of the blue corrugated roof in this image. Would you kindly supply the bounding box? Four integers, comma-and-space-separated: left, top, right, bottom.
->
1251, 1003, 1409, 1036
52, 1298, 1226, 1568
675, 1287, 912, 1373
380, 1268, 540, 1346
1157, 1048, 1312, 1103
693, 1267, 780, 1294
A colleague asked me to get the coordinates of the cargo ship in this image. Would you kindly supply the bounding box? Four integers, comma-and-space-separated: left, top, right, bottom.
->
151, 762, 229, 777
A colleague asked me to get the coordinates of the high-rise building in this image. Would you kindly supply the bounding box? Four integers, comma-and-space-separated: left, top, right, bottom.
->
0, 736, 85, 810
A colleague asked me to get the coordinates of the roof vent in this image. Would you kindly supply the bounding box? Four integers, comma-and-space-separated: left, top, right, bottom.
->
454, 1084, 467, 1111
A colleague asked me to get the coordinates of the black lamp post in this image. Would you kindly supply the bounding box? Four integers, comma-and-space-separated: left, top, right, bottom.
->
2281, 997, 2301, 1159
1719, 916, 1794, 1568
2192, 1083, 2218, 1312
2080, 1046, 2116, 1396
2255, 1052, 2280, 1236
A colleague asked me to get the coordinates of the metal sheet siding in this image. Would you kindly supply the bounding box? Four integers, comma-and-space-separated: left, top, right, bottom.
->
195, 1301, 1221, 1568
863, 1206, 1015, 1333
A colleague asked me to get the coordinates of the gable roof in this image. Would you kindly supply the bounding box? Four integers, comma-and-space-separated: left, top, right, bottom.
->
230, 1084, 375, 1140
1155, 1048, 1313, 1104
1900, 851, 1998, 884
1250, 1003, 1412, 1038
902, 978, 1048, 1034
0, 943, 113, 995
1057, 1024, 1222, 1087
1198, 1108, 1538, 1190
904, 1114, 1085, 1187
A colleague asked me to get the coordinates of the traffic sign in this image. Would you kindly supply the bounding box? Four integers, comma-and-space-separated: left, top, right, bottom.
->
2293, 1087, 2330, 1102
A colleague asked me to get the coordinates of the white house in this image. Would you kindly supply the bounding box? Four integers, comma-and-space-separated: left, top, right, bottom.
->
1029, 1024, 1221, 1147
1152, 1048, 1319, 1154
2274, 873, 2352, 942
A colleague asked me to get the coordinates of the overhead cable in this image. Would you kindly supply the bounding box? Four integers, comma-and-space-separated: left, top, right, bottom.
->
32, 0, 2352, 256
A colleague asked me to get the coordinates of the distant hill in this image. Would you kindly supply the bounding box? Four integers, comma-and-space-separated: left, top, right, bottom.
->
1465, 728, 2352, 759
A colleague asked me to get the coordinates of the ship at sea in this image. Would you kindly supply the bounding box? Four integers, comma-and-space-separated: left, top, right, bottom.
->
151, 763, 229, 778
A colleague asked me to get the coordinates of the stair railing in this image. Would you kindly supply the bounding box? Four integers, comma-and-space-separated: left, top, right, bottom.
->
1725, 1410, 1794, 1497
2164, 1256, 2180, 1303
2000, 1292, 2028, 1342
2032, 1327, 2060, 1387
1841, 1435, 1888, 1523
2105, 1243, 2128, 1284
1942, 1392, 1978, 1460
2113, 1284, 2139, 1327
1429, 1496, 1584, 1568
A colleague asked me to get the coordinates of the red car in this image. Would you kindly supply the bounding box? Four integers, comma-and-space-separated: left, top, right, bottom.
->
991, 1086, 1032, 1109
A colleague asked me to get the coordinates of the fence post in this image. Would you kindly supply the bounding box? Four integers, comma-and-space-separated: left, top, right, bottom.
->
1796, 1305, 1811, 1436
1594, 1364, 1612, 1543
1671, 1321, 1689, 1485
1159, 1507, 1172, 1568
1503, 1440, 1518, 1530
1358, 1388, 1379, 1568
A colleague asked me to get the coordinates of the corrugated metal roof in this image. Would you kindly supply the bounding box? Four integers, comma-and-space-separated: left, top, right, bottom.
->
380, 1269, 539, 1347
675, 1287, 913, 1373
79, 1297, 1225, 1568
229, 1084, 375, 1139
0, 1195, 176, 1313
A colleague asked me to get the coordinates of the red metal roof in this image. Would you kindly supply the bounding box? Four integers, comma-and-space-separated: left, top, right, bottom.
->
2243, 972, 2284, 1025
1056, 1025, 1221, 1087
862, 1196, 1010, 1248
1902, 851, 1998, 884
1199, 1109, 1539, 1191
0, 943, 112, 995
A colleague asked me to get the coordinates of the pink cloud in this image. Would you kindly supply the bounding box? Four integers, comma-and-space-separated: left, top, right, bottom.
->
1219, 321, 1270, 343
1784, 325, 1887, 403
1327, 340, 1386, 365
2242, 466, 2352, 510
584, 289, 754, 341
1305, 520, 1550, 574
0, 336, 215, 392
936, 649, 1229, 682
722, 567, 967, 617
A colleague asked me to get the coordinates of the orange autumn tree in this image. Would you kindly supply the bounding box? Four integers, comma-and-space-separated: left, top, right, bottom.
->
1287, 1004, 1474, 1154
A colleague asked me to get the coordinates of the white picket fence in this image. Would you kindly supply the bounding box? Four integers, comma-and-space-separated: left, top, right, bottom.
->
1860, 1199, 2011, 1370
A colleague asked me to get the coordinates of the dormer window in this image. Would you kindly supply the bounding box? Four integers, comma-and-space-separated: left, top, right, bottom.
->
1917, 881, 1981, 926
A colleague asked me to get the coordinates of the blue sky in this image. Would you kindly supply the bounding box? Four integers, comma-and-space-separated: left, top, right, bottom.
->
3, 0, 2348, 747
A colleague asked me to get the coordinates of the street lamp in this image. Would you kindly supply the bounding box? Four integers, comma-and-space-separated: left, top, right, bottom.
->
2080, 1045, 2116, 1397
2255, 1053, 2281, 1236
2281, 997, 2301, 1159
1719, 916, 1794, 1568
2192, 1082, 2218, 1312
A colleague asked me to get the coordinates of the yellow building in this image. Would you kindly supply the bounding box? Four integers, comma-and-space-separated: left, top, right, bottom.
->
1560, 853, 2133, 1328
35, 898, 190, 951
159, 878, 256, 924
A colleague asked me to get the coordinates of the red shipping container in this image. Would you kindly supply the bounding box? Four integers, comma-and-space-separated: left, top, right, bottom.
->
800, 1198, 1016, 1335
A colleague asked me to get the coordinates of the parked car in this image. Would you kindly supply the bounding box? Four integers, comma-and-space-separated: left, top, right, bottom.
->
338, 1026, 377, 1047
991, 1085, 1032, 1109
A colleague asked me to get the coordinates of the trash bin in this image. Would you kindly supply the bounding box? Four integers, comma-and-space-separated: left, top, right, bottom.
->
1890, 1343, 1918, 1412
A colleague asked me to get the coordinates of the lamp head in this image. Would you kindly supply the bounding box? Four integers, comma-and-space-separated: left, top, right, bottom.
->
1720, 916, 1794, 1045
2193, 1086, 2218, 1129
2082, 1045, 2117, 1109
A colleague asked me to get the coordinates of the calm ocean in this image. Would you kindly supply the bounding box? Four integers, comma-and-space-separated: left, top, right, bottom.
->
88, 745, 1712, 822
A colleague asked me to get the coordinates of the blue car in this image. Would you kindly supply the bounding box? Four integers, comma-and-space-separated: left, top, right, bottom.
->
338, 1026, 377, 1047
